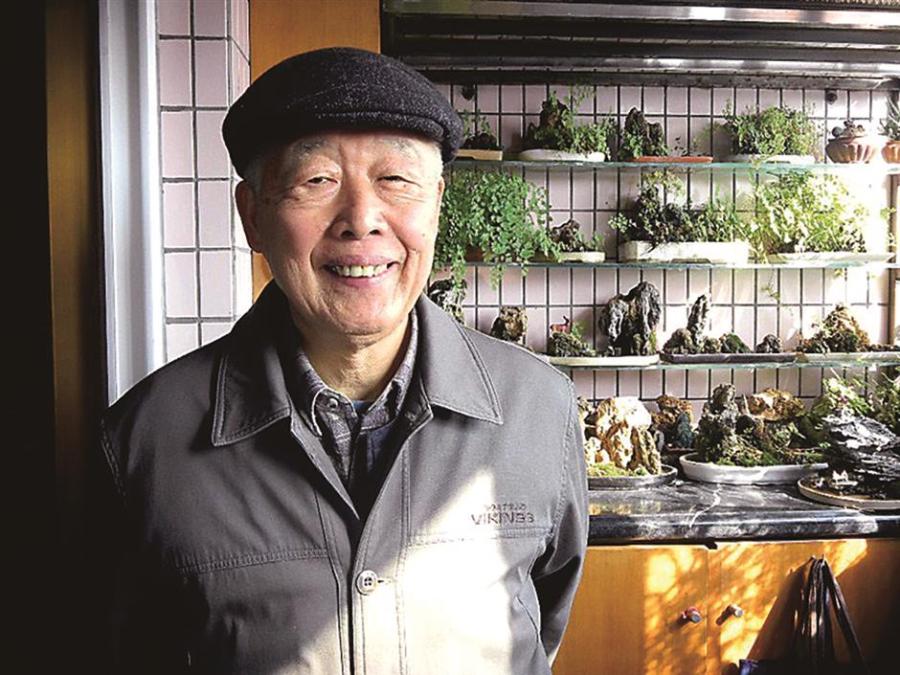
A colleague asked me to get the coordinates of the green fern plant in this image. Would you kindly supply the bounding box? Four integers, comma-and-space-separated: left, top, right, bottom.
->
434, 169, 560, 286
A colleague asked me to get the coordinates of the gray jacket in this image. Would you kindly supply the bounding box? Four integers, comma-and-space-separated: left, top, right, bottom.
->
100, 283, 588, 674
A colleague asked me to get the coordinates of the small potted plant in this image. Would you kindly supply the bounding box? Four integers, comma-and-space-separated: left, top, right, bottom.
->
610, 176, 751, 264
456, 110, 503, 161
547, 316, 597, 359
434, 169, 560, 286
519, 88, 615, 162
617, 108, 712, 163
881, 99, 900, 163
545, 217, 605, 263
723, 105, 818, 164
796, 305, 899, 360
825, 119, 883, 164
750, 172, 886, 263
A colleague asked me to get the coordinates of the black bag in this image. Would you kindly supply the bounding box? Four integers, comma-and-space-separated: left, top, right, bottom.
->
739, 556, 869, 675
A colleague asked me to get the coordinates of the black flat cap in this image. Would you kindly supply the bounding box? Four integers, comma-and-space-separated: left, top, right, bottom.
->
223, 47, 463, 177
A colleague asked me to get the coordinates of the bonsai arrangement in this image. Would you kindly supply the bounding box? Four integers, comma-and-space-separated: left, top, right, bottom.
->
690, 384, 825, 468
796, 305, 899, 355
722, 105, 818, 163
582, 397, 665, 478
825, 119, 883, 164
750, 172, 875, 262
520, 89, 616, 162
434, 169, 560, 286
546, 218, 605, 262
661, 294, 780, 361
457, 110, 503, 161
547, 317, 597, 358
881, 99, 900, 163
597, 281, 661, 359
617, 108, 668, 160
609, 176, 751, 263
800, 376, 900, 501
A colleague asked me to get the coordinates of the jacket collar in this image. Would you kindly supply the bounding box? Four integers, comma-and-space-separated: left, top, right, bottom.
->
212, 283, 502, 446
414, 294, 503, 425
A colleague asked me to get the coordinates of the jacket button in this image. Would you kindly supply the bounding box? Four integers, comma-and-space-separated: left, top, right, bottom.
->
356, 570, 379, 595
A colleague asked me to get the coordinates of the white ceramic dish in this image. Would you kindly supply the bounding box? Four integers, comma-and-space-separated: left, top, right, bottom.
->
548, 354, 659, 368
558, 251, 606, 263
516, 149, 606, 162
725, 154, 816, 165
618, 241, 750, 265
679, 453, 828, 485
764, 252, 894, 264
587, 464, 678, 490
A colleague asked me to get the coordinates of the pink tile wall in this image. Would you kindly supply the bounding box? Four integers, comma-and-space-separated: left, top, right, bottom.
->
159, 0, 251, 363
443, 81, 896, 411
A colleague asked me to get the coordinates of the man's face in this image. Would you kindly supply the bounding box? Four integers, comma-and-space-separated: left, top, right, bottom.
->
237, 130, 444, 346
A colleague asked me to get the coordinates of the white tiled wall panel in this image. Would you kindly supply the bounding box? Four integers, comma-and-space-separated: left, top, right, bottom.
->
158, 0, 251, 363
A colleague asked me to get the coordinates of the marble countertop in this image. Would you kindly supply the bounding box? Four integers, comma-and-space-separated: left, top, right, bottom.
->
588, 479, 900, 544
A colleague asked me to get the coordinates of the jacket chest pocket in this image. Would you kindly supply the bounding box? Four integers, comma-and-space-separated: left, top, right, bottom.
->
181, 554, 341, 675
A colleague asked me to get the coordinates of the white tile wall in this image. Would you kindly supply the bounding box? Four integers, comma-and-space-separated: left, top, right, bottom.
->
159, 0, 251, 363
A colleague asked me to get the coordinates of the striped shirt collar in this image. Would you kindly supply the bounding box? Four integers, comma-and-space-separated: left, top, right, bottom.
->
282, 311, 419, 437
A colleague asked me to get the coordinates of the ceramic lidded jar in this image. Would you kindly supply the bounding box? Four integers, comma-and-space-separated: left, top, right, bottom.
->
825, 120, 884, 163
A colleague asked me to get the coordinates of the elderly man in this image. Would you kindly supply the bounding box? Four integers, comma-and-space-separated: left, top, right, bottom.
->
100, 47, 587, 674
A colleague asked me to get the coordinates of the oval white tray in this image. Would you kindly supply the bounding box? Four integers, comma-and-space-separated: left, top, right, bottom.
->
679, 452, 828, 485
725, 154, 816, 165
516, 149, 606, 162
618, 241, 750, 264
549, 354, 660, 368
558, 251, 606, 263
588, 464, 678, 490
764, 252, 894, 264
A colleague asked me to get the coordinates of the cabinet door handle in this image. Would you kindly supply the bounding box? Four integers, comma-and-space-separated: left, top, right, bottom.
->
716, 603, 746, 625
680, 606, 703, 624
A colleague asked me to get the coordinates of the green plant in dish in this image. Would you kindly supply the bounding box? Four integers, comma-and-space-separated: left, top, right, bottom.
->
871, 375, 900, 435
548, 317, 597, 358
522, 88, 616, 156
610, 180, 747, 247
618, 107, 668, 160
694, 384, 823, 467
809, 376, 872, 423
750, 172, 867, 257
434, 169, 560, 286
459, 110, 502, 151
796, 305, 871, 353
548, 218, 604, 253
723, 105, 818, 157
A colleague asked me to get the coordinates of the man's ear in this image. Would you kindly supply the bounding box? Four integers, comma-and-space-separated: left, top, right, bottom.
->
435, 176, 445, 207
235, 181, 265, 252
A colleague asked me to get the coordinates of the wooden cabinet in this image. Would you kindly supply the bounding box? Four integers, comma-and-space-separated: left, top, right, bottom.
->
554, 538, 900, 675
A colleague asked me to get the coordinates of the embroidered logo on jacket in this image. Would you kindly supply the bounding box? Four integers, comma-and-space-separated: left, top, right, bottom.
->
470, 502, 535, 526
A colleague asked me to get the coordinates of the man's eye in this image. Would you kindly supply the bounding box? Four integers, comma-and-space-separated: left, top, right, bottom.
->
306, 176, 330, 185
383, 175, 410, 183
